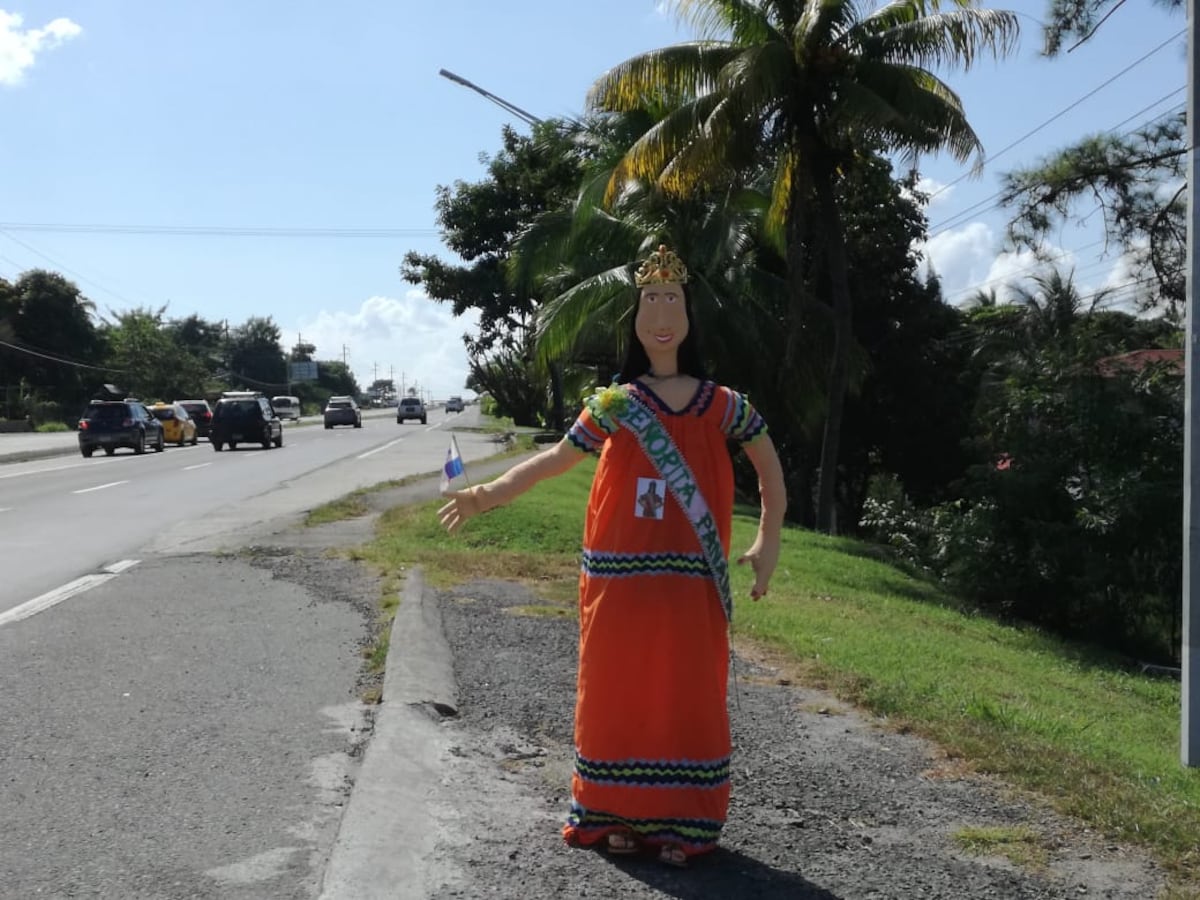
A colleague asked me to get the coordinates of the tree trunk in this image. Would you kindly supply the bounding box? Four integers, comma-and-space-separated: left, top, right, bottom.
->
549, 361, 565, 432
814, 163, 854, 534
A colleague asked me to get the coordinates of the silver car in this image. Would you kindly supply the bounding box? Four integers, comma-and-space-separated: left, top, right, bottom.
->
323, 396, 362, 429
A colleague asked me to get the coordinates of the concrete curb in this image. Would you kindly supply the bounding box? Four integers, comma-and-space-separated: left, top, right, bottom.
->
318, 568, 458, 900
0, 446, 79, 465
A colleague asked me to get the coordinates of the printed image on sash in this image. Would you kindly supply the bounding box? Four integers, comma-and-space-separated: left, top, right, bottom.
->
635, 477, 667, 520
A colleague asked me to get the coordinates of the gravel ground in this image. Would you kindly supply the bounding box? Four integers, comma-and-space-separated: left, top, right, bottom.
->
425, 579, 1167, 900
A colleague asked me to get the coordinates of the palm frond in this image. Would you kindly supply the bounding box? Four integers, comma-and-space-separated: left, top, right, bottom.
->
796, 0, 861, 54
854, 8, 1021, 71
587, 42, 736, 112
673, 0, 779, 43
829, 64, 981, 165
716, 39, 794, 109
606, 93, 726, 203
535, 267, 635, 365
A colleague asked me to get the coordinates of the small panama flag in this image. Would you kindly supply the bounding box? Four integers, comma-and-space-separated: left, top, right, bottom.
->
440, 434, 468, 493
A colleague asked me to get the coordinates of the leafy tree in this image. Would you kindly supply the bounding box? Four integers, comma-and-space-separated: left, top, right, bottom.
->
587, 0, 1019, 532
869, 269, 1184, 659
166, 314, 225, 370
102, 307, 174, 400
226, 316, 286, 391
1041, 0, 1181, 54
401, 121, 586, 425
1001, 113, 1186, 317
0, 270, 104, 413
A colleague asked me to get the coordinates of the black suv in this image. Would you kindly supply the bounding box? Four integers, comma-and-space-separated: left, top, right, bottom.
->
210, 395, 283, 451
78, 401, 166, 457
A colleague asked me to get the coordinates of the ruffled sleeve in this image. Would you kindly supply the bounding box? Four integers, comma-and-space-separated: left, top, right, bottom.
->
718, 387, 767, 444
567, 406, 613, 454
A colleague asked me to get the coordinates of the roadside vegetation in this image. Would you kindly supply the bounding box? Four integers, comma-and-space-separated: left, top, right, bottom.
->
358, 456, 1200, 888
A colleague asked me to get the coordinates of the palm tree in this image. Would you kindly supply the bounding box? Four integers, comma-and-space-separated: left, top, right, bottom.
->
508, 113, 817, 425
587, 0, 1019, 532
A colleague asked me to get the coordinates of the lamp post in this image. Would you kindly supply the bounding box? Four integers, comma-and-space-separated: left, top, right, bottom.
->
1183, 0, 1199, 765
438, 69, 543, 127
437, 68, 567, 431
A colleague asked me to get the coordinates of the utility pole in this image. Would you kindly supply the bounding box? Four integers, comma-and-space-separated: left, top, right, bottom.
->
1184, 0, 1199, 766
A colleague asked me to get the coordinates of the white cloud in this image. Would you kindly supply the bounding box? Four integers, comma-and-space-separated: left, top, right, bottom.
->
916, 223, 1089, 306
908, 175, 954, 208
915, 221, 995, 299
0, 10, 82, 87
286, 290, 479, 401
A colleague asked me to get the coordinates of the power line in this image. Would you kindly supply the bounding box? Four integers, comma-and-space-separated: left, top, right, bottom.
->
927, 93, 1186, 237
0, 230, 143, 310
0, 337, 126, 373
926, 28, 1186, 203
0, 223, 440, 238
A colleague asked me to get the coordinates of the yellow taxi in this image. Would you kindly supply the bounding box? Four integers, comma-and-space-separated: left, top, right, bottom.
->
149, 402, 198, 446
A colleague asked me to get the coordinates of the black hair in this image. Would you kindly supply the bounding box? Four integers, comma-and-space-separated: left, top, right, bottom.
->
616, 284, 708, 383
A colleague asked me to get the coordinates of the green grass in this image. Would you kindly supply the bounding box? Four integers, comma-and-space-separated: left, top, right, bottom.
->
346, 454, 1200, 888
35, 422, 70, 433
953, 825, 1048, 871
735, 525, 1200, 874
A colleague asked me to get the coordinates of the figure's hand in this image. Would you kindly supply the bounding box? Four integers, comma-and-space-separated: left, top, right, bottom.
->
438, 486, 484, 534
736, 537, 779, 600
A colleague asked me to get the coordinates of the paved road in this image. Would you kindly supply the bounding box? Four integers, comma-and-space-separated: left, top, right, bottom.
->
0, 405, 511, 900
0, 407, 485, 612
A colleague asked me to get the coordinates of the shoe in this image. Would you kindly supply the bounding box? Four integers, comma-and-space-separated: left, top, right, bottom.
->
657, 843, 688, 868
605, 831, 640, 856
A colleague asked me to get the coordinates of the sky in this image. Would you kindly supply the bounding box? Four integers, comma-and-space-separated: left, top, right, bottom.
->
0, 1, 1187, 400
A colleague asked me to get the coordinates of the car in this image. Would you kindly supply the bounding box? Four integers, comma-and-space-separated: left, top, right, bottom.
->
397, 397, 426, 425
77, 400, 166, 457
209, 393, 283, 451
445, 396, 465, 413
271, 395, 302, 421
149, 402, 199, 446
323, 396, 362, 429
177, 399, 214, 439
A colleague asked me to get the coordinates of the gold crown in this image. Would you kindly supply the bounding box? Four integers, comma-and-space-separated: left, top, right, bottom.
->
634, 244, 689, 286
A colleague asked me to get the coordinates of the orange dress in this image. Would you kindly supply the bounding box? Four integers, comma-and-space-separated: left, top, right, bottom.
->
561, 379, 767, 857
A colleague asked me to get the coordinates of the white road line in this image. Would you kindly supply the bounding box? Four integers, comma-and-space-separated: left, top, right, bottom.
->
357, 438, 406, 460
183, 463, 211, 471
72, 480, 129, 494
104, 559, 140, 575
0, 573, 115, 628
0, 457, 116, 480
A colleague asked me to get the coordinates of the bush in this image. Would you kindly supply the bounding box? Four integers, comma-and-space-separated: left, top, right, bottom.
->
35, 422, 71, 433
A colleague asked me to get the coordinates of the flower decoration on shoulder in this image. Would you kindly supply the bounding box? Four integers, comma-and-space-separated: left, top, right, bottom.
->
585, 383, 630, 431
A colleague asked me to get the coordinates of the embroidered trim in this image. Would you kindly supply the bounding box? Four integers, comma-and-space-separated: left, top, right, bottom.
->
632, 378, 713, 417
574, 753, 731, 788
581, 550, 710, 579
567, 803, 724, 848
720, 389, 766, 442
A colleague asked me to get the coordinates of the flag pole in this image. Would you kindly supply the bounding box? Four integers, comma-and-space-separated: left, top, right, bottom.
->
455, 435, 472, 488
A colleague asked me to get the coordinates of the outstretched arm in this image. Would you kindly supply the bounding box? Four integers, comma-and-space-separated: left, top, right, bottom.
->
438, 438, 587, 534
736, 434, 787, 599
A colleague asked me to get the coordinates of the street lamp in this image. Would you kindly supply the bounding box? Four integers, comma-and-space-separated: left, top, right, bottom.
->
438, 69, 543, 127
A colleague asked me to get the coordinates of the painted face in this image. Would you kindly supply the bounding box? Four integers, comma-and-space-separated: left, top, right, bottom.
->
635, 282, 688, 356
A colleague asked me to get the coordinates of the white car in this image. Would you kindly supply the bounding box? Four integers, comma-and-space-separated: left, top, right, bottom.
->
397, 397, 426, 424
445, 396, 465, 413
